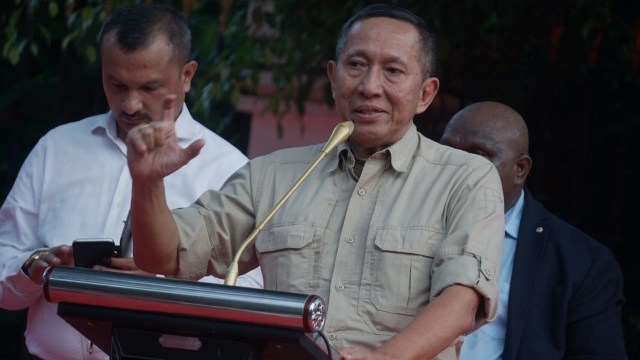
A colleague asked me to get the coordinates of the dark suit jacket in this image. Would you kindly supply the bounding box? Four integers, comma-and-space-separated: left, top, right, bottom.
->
503, 190, 627, 359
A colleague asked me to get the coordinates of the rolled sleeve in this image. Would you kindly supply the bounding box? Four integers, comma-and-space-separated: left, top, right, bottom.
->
431, 253, 499, 321
431, 168, 505, 322
173, 206, 221, 280
173, 164, 259, 281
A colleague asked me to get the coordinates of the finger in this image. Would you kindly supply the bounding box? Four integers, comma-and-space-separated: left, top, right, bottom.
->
126, 123, 156, 152
155, 95, 179, 146
38, 250, 64, 267
108, 257, 138, 270
51, 245, 73, 264
154, 120, 174, 147
128, 268, 155, 277
126, 130, 149, 154
29, 262, 51, 285
92, 265, 155, 277
93, 265, 127, 274
160, 94, 179, 123
138, 124, 156, 150
130, 122, 152, 133
27, 252, 58, 284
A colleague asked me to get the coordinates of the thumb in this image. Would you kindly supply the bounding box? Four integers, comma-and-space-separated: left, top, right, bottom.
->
181, 139, 205, 163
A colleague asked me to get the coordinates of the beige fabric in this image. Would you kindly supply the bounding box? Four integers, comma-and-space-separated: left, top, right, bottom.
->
173, 124, 504, 357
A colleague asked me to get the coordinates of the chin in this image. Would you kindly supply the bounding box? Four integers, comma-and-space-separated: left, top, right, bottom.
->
351, 131, 380, 147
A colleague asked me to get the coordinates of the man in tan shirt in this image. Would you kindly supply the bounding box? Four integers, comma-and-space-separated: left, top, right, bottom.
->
125, 4, 504, 359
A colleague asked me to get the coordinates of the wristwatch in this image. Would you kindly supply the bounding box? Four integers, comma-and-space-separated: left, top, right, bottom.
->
21, 250, 47, 276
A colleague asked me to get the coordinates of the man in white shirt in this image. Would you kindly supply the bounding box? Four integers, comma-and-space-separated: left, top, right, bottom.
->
0, 4, 262, 359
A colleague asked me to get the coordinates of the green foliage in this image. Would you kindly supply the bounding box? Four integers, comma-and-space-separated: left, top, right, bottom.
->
2, 0, 638, 132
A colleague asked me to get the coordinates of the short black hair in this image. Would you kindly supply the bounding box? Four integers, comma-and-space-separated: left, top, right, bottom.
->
335, 4, 436, 78
99, 3, 191, 65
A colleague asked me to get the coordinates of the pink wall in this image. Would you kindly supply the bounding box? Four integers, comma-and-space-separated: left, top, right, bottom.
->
238, 95, 342, 159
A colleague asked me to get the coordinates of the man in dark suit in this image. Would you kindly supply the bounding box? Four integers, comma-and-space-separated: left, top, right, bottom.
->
441, 101, 627, 359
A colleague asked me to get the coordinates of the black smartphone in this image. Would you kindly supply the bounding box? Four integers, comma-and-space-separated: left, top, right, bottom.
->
72, 238, 121, 268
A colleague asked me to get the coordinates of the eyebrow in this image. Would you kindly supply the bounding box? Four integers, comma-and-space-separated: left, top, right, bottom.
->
106, 75, 163, 88
344, 49, 408, 66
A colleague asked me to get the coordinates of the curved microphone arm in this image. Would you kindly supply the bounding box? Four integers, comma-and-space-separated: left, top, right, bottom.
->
225, 121, 354, 285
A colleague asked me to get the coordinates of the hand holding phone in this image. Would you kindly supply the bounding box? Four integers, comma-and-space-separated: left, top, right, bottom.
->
72, 238, 121, 268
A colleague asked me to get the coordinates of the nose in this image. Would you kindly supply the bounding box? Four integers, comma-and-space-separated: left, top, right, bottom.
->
358, 67, 383, 97
121, 92, 143, 114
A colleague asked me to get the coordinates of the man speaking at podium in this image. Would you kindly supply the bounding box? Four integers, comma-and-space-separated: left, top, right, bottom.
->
126, 5, 504, 359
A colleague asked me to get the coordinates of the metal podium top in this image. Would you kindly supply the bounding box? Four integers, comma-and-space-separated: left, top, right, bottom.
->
42, 265, 326, 333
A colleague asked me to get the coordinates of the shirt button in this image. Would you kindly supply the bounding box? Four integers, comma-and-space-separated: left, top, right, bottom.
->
329, 333, 336, 340
347, 236, 354, 243
358, 189, 366, 196
336, 284, 345, 291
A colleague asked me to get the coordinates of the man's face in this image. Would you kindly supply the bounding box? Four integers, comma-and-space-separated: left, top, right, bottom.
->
327, 17, 438, 157
101, 33, 196, 139
440, 121, 520, 211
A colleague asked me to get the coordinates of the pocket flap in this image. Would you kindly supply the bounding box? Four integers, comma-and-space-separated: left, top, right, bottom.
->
255, 223, 314, 253
374, 228, 442, 257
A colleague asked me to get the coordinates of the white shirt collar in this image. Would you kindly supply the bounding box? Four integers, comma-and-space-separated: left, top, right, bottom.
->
504, 190, 525, 240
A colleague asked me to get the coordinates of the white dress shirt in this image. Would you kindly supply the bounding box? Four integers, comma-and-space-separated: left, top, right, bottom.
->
0, 105, 263, 359
459, 190, 524, 360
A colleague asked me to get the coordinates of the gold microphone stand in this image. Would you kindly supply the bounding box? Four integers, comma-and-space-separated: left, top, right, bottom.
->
225, 121, 354, 285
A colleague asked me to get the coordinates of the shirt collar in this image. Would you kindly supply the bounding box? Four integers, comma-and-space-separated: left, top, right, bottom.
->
504, 189, 525, 240
91, 111, 118, 141
387, 124, 418, 172
330, 123, 419, 173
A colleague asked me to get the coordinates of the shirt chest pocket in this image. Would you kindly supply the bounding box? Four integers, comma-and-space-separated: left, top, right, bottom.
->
255, 223, 316, 292
368, 227, 441, 315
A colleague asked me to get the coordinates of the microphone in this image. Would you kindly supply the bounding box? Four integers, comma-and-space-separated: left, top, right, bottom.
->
225, 120, 354, 285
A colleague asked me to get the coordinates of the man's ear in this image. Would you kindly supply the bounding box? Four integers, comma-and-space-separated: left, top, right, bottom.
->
515, 155, 533, 185
181, 60, 198, 93
416, 77, 439, 114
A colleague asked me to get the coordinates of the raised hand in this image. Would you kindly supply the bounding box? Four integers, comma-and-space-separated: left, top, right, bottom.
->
126, 94, 205, 183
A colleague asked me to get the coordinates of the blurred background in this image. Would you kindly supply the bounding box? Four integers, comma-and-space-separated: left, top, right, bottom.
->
1, 0, 639, 358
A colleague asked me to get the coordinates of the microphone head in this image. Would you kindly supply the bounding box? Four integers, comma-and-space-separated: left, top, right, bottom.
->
321, 121, 354, 154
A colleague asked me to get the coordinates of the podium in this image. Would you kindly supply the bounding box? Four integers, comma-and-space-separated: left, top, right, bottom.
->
42, 266, 336, 360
